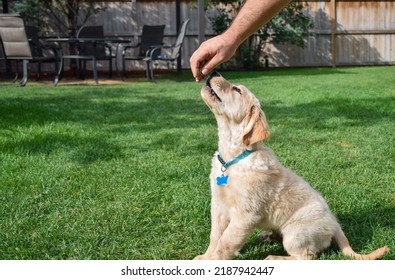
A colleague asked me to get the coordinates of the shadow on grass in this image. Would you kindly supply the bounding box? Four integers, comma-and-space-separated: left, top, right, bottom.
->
0, 132, 125, 164
0, 88, 208, 127
1, 84, 394, 164
336, 205, 395, 246
263, 96, 395, 131
0, 88, 213, 164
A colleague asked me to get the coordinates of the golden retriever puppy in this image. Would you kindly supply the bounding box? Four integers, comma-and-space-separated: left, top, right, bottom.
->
195, 71, 389, 260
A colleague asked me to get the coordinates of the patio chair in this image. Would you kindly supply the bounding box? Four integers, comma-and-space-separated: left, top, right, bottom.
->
77, 25, 115, 79
0, 14, 32, 86
144, 19, 190, 81
25, 25, 61, 81
121, 25, 165, 78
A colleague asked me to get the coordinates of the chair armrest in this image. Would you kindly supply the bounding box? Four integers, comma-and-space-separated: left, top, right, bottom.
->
145, 44, 166, 58
147, 43, 181, 54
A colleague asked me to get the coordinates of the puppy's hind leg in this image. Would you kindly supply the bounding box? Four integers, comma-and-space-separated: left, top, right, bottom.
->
265, 248, 316, 260
264, 235, 317, 260
264, 238, 317, 260
261, 231, 305, 260
265, 227, 324, 260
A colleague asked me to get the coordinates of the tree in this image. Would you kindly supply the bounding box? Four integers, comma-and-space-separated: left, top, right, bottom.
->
12, 0, 104, 39
12, 0, 104, 65
209, 0, 314, 69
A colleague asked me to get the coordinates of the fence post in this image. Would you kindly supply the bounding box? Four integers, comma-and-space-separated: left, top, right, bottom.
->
198, 0, 205, 44
176, 0, 182, 74
330, 0, 337, 67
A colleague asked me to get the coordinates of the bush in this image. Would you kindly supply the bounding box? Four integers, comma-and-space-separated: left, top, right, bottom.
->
209, 0, 314, 69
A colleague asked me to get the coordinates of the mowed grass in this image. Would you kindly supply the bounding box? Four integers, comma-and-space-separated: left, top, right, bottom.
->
0, 67, 394, 260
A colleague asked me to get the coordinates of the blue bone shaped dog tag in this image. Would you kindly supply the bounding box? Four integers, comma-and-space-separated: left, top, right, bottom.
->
216, 174, 229, 186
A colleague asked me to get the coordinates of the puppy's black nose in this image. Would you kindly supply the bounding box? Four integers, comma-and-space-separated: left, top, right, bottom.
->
210, 71, 221, 78
206, 71, 222, 86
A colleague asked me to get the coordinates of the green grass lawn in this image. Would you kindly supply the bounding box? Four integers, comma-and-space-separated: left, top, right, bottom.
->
0, 67, 394, 260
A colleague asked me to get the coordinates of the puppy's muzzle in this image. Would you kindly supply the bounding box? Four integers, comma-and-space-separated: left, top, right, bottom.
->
206, 71, 222, 102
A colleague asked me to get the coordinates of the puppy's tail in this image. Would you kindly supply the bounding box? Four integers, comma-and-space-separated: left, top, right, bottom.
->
334, 227, 389, 260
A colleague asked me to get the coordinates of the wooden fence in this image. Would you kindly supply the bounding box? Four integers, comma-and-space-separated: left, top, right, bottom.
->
1, 0, 395, 72
268, 0, 395, 67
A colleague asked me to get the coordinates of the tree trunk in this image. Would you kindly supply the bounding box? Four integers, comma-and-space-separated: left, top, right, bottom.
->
67, 0, 78, 71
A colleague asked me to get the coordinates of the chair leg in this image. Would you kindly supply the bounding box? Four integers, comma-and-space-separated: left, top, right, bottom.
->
36, 62, 42, 81
53, 57, 64, 86
122, 56, 127, 79
145, 60, 150, 81
12, 72, 19, 83
19, 59, 29, 86
13, 61, 19, 83
146, 59, 154, 82
108, 58, 112, 79
54, 55, 60, 81
150, 62, 154, 82
92, 57, 98, 85
79, 60, 86, 80
83, 61, 87, 80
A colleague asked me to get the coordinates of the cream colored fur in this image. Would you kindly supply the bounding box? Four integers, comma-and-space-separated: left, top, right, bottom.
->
194, 72, 389, 260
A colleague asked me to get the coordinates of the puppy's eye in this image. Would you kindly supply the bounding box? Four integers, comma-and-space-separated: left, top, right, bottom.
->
233, 86, 242, 94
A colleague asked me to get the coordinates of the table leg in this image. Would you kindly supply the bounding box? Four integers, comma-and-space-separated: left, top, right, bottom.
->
92, 56, 98, 85
19, 59, 29, 86
53, 55, 64, 86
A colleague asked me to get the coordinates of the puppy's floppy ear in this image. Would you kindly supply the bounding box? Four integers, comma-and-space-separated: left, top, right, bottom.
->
242, 104, 270, 146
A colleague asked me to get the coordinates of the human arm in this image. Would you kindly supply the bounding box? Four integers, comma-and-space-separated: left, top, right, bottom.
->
190, 0, 291, 82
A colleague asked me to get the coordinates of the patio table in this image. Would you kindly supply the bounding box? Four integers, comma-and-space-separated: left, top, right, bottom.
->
47, 37, 130, 85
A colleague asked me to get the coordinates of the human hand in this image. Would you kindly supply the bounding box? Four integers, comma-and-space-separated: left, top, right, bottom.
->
190, 34, 238, 82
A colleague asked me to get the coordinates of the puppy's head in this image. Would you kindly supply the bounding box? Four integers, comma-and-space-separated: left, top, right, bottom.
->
201, 72, 269, 146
